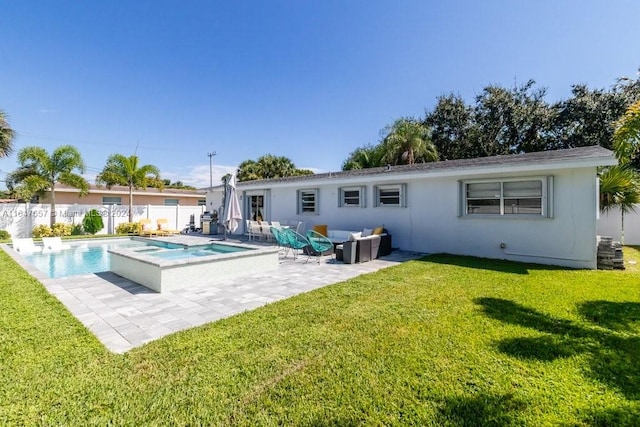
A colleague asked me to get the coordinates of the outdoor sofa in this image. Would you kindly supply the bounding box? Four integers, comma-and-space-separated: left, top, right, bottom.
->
325, 227, 392, 263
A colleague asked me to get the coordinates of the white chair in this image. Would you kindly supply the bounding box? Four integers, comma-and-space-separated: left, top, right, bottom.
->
42, 237, 72, 252
247, 220, 262, 241
295, 221, 306, 234
11, 238, 43, 254
258, 220, 273, 241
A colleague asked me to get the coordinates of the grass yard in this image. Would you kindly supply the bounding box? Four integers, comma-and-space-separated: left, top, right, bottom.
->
1, 247, 640, 426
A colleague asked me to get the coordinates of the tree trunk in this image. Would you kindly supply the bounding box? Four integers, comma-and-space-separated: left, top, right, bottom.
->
50, 183, 56, 227
128, 185, 134, 222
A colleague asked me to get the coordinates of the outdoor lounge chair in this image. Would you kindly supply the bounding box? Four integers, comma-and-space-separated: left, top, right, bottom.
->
305, 230, 334, 263
11, 238, 42, 254
139, 219, 158, 237
42, 237, 71, 252
156, 218, 180, 236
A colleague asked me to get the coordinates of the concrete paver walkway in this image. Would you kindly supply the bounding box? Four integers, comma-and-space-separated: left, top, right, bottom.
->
4, 235, 424, 353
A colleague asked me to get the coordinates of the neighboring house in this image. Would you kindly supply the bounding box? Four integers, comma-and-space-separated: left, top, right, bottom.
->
214, 146, 616, 269
41, 184, 207, 206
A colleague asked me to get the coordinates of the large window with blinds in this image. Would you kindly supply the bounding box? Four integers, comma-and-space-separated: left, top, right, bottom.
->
463, 177, 552, 217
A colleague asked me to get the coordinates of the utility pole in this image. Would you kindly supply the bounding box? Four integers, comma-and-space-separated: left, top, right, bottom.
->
207, 151, 216, 189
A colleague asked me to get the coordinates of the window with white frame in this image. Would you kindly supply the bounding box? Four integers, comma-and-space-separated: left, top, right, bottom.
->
462, 177, 552, 217
164, 198, 179, 206
197, 199, 206, 206
339, 186, 366, 207
374, 184, 406, 207
102, 196, 122, 205
297, 189, 319, 214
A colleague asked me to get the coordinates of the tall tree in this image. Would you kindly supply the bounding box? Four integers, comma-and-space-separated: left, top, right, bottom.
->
236, 154, 311, 181
380, 118, 438, 165
0, 109, 15, 158
7, 145, 88, 226
472, 80, 554, 156
425, 94, 475, 160
553, 84, 628, 150
96, 154, 162, 222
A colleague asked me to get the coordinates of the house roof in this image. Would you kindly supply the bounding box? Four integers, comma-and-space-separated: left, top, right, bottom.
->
237, 145, 617, 189
54, 183, 206, 197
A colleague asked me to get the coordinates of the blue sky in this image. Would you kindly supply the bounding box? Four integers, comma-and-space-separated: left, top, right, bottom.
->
1, 1, 639, 189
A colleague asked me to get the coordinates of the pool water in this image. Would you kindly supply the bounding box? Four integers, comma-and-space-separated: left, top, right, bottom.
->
22, 239, 171, 278
147, 243, 249, 260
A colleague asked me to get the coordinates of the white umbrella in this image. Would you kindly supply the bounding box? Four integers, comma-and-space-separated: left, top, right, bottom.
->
223, 174, 242, 239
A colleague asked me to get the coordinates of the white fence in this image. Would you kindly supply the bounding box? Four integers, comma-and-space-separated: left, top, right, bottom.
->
597, 206, 640, 245
0, 203, 206, 238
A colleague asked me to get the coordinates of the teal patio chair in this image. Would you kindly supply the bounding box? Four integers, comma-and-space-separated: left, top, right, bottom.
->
305, 230, 334, 263
270, 226, 291, 258
283, 228, 312, 262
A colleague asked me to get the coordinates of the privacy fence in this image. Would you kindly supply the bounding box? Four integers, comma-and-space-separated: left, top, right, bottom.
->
597, 206, 640, 245
0, 203, 206, 238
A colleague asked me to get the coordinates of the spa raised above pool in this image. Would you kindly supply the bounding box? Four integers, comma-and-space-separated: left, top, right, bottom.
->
109, 241, 280, 292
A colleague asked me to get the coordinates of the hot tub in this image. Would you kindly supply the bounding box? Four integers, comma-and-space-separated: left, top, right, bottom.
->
109, 241, 279, 292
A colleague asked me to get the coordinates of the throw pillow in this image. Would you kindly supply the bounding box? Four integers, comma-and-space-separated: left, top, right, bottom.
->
373, 227, 384, 235
143, 223, 153, 231
348, 232, 362, 241
362, 228, 373, 237
313, 224, 328, 237
159, 223, 168, 230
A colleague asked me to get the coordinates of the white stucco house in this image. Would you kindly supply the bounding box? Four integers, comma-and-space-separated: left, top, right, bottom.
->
208, 146, 617, 269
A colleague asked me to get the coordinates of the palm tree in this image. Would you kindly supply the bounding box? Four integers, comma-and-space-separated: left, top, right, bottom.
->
342, 144, 384, 170
0, 109, 15, 158
599, 164, 640, 244
7, 145, 88, 226
96, 154, 162, 222
613, 99, 640, 164
380, 118, 439, 165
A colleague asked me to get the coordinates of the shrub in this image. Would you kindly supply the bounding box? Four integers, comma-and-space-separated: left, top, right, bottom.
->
0, 230, 10, 240
70, 224, 84, 235
83, 209, 104, 235
116, 222, 140, 235
32, 225, 52, 238
51, 223, 72, 237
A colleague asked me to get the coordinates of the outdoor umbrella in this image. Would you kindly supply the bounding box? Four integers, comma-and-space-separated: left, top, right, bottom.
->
222, 174, 242, 239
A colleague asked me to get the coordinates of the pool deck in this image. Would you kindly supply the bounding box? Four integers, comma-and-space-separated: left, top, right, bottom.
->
3, 234, 425, 354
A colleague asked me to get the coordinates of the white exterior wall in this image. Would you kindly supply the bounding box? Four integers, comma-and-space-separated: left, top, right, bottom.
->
238, 166, 600, 269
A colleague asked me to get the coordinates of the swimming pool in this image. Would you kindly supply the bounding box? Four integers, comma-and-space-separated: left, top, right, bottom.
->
14, 237, 280, 292
21, 239, 161, 278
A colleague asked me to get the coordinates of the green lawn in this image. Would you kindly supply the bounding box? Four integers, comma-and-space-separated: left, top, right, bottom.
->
1, 247, 640, 426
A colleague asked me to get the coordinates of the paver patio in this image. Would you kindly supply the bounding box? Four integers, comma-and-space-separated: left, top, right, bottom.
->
3, 235, 424, 353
